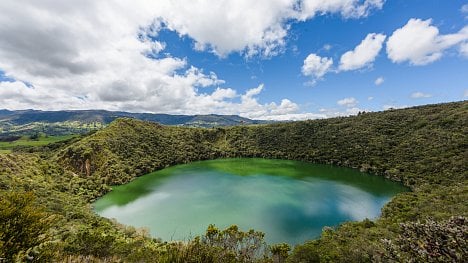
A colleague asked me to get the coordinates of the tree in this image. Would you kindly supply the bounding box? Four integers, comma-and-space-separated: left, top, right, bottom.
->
0, 191, 54, 261
29, 133, 40, 140
270, 243, 291, 263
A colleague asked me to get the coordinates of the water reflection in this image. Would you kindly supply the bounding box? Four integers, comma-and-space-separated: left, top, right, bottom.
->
94, 158, 407, 245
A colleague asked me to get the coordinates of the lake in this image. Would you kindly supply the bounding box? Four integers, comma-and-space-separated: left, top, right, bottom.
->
94, 158, 407, 245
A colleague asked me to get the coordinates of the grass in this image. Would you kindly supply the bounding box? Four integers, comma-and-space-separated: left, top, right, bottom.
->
0, 134, 78, 153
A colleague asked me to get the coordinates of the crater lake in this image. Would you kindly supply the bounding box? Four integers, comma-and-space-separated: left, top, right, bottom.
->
94, 158, 408, 245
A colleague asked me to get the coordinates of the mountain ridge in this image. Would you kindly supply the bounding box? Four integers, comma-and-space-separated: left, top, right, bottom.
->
0, 109, 269, 135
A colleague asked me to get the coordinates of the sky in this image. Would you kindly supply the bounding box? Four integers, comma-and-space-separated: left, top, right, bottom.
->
0, 0, 467, 120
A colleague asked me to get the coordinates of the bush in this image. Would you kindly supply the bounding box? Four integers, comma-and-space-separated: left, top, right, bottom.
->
0, 191, 55, 261
383, 216, 467, 262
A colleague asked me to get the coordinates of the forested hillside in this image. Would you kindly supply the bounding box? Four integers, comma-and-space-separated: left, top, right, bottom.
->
59, 101, 466, 190
1, 101, 467, 262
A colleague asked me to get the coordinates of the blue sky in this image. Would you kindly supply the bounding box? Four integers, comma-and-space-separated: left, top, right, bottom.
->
0, 1, 467, 119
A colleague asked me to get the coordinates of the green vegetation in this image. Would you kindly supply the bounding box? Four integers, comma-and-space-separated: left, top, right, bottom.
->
382, 216, 466, 262
0, 134, 78, 154
0, 192, 54, 261
1, 101, 466, 261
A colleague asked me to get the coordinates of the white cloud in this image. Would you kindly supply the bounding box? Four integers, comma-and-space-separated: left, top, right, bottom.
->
316, 105, 366, 117
302, 53, 334, 80
383, 104, 407, 110
410, 92, 432, 99
303, 31, 387, 82
156, 0, 385, 57
337, 97, 358, 107
156, 0, 294, 57
0, 81, 82, 110
210, 88, 237, 101
298, 0, 384, 20
374, 77, 384, 86
0, 0, 386, 121
233, 84, 311, 120
323, 44, 332, 51
462, 4, 468, 18
259, 112, 327, 121
460, 42, 468, 58
345, 107, 363, 115
386, 18, 468, 65
270, 99, 300, 115
463, 4, 468, 12
368, 96, 374, 101
464, 89, 468, 98
339, 33, 386, 71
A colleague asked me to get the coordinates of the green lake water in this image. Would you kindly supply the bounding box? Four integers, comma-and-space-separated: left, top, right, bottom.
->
94, 158, 408, 245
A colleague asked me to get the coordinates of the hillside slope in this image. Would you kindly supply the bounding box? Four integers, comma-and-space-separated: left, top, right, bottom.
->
2, 101, 466, 261
54, 101, 468, 261
59, 101, 467, 190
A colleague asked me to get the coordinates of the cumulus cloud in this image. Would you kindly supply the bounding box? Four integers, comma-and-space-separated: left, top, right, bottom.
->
337, 97, 358, 107
0, 0, 386, 120
410, 92, 432, 99
339, 33, 386, 71
386, 18, 468, 65
155, 0, 385, 57
210, 88, 237, 101
0, 80, 94, 110
155, 0, 294, 57
464, 89, 468, 98
301, 54, 334, 80
304, 31, 386, 82
233, 84, 303, 120
374, 77, 384, 86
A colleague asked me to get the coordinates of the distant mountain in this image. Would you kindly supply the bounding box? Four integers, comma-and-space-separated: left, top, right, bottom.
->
0, 109, 268, 136
0, 109, 15, 118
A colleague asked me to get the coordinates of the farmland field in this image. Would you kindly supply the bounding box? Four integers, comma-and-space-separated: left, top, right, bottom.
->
0, 134, 78, 153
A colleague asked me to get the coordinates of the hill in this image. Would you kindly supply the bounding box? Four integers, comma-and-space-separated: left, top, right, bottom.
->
1, 101, 467, 262
59, 101, 467, 189
0, 109, 267, 136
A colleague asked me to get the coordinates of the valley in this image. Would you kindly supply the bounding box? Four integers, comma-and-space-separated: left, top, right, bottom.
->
1, 101, 466, 262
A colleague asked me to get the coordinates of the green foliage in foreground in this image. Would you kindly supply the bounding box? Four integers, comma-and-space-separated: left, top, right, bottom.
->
382, 216, 467, 262
0, 192, 54, 261
0, 178, 285, 262
1, 101, 467, 261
